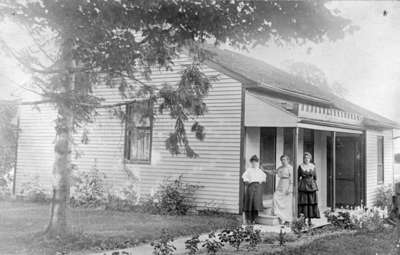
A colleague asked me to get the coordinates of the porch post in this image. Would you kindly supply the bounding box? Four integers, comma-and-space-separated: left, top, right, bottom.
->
331, 131, 336, 211
292, 127, 299, 221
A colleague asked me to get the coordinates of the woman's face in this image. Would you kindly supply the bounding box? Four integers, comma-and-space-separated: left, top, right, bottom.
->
250, 160, 258, 168
281, 157, 289, 166
303, 155, 311, 164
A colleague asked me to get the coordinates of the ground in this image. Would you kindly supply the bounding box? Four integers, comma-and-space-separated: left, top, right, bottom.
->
202, 227, 398, 255
1, 201, 397, 255
0, 201, 239, 255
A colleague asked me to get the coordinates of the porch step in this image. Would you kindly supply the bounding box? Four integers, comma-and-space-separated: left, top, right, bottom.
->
256, 213, 280, 225
262, 207, 273, 215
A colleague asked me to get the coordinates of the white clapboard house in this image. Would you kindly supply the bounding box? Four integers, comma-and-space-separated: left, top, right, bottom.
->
14, 46, 400, 223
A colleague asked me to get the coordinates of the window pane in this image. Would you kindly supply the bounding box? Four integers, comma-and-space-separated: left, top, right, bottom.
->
130, 128, 151, 161
125, 101, 152, 163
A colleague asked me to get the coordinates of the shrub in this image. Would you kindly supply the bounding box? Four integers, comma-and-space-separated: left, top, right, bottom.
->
219, 226, 248, 251
374, 184, 393, 212
324, 209, 354, 229
218, 225, 261, 251
291, 214, 306, 234
202, 232, 223, 255
144, 176, 201, 215
350, 206, 387, 232
245, 225, 261, 251
106, 183, 138, 211
19, 176, 49, 202
0, 169, 13, 200
325, 206, 387, 232
184, 234, 200, 255
151, 229, 176, 255
278, 226, 287, 246
70, 167, 107, 208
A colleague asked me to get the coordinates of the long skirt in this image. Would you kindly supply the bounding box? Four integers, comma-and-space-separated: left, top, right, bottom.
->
244, 182, 263, 213
298, 191, 320, 218
273, 178, 292, 222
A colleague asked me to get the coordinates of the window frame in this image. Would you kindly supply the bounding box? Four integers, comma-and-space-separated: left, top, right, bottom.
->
124, 101, 153, 164
377, 135, 384, 184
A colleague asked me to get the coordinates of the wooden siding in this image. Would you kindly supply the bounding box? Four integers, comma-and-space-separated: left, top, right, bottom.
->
365, 129, 394, 206
15, 55, 243, 213
15, 104, 57, 192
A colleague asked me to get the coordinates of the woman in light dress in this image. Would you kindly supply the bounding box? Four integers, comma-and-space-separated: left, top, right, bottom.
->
266, 155, 293, 224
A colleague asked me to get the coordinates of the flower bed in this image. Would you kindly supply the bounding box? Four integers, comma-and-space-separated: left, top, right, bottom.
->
324, 205, 388, 232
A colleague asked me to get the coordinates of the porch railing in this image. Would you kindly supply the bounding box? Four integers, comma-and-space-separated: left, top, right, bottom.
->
297, 103, 363, 126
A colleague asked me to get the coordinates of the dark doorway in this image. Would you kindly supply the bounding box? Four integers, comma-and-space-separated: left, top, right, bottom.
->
283, 128, 294, 165
260, 127, 276, 200
327, 135, 362, 207
303, 129, 315, 162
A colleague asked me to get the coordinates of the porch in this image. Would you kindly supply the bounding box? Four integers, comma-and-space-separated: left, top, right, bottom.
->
242, 90, 366, 223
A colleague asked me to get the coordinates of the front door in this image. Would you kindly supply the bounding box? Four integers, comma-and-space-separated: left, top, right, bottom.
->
327, 135, 362, 207
260, 127, 276, 202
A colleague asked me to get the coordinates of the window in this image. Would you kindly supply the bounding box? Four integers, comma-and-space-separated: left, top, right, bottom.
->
124, 101, 152, 163
377, 136, 384, 184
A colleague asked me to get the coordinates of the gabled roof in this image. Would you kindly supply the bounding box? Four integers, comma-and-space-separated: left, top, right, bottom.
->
203, 45, 399, 129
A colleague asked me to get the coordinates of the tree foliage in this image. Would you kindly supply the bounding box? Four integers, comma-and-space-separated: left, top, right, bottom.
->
0, 100, 18, 176
0, 0, 354, 156
286, 61, 348, 97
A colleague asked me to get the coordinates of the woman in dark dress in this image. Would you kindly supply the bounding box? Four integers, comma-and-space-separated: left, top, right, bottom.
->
298, 152, 320, 226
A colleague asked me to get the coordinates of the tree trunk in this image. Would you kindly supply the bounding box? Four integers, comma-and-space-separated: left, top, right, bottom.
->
45, 119, 73, 237
45, 38, 75, 238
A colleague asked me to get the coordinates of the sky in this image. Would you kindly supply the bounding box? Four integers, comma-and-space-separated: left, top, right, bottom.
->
236, 1, 400, 123
0, 1, 399, 123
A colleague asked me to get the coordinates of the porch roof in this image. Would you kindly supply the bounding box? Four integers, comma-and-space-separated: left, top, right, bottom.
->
203, 45, 400, 129
245, 91, 363, 134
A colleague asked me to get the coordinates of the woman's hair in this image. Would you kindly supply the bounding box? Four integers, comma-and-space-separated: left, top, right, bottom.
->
280, 154, 289, 161
304, 152, 312, 159
249, 155, 259, 162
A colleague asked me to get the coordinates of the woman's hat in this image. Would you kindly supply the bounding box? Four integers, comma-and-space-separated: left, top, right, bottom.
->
304, 152, 312, 159
249, 155, 259, 162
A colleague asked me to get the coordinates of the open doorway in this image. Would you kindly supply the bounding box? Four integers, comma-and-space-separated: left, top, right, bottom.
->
327, 134, 362, 207
260, 127, 276, 205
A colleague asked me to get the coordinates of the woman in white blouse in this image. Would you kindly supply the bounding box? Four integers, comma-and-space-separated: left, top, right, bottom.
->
242, 155, 266, 224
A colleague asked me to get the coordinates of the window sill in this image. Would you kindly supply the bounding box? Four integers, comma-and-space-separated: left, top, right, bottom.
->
124, 159, 151, 165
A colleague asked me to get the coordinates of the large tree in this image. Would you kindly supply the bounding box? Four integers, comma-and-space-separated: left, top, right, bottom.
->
286, 61, 349, 96
0, 0, 353, 237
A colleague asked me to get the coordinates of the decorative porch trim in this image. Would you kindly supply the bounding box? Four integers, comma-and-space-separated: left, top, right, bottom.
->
297, 123, 363, 134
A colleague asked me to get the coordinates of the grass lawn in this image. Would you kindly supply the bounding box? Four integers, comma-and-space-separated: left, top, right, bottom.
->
279, 229, 398, 255
0, 201, 240, 255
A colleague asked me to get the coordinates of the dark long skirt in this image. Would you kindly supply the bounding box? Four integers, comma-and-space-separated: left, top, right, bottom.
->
298, 191, 320, 218
244, 182, 263, 212
244, 182, 263, 223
